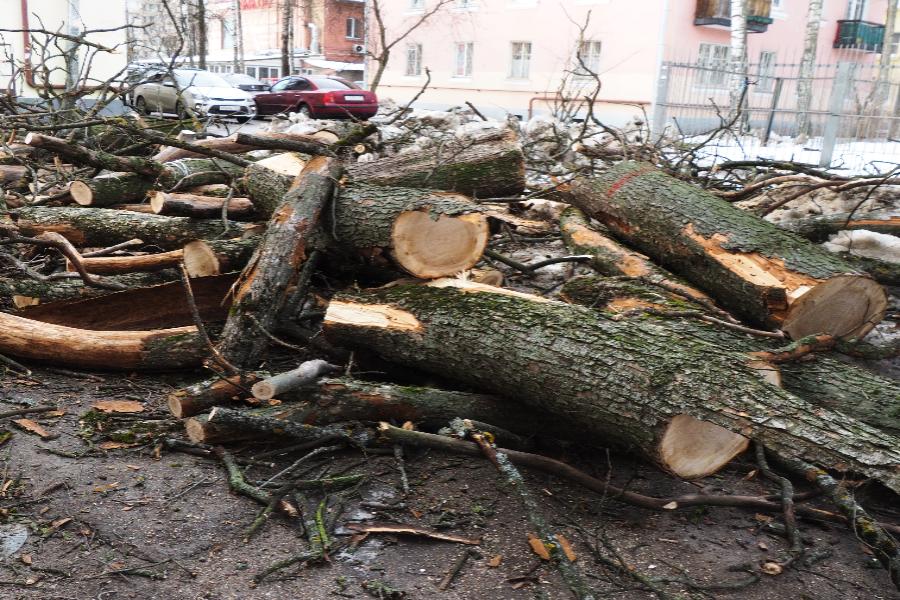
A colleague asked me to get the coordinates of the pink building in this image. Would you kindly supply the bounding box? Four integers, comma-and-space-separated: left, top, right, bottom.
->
372, 0, 889, 123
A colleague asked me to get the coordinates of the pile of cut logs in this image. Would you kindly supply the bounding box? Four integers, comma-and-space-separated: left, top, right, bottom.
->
2, 121, 900, 585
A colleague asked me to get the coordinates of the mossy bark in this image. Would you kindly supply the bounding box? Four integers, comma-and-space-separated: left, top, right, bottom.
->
570, 162, 885, 337
69, 172, 155, 206
240, 160, 297, 220
323, 281, 900, 492
13, 206, 253, 250
781, 212, 900, 243
0, 270, 179, 309
168, 373, 261, 418
346, 131, 525, 198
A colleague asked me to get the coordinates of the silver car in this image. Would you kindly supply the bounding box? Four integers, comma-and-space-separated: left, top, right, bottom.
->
132, 69, 256, 123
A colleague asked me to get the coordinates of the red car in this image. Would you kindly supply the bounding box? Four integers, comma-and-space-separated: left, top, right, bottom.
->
254, 76, 378, 119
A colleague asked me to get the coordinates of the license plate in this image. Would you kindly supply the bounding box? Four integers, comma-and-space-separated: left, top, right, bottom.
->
344, 95, 365, 102
219, 105, 240, 112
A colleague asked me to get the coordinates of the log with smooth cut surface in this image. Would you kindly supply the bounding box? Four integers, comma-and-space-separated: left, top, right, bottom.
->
250, 359, 337, 400
330, 184, 489, 279
0, 312, 205, 370
322, 279, 900, 492
182, 237, 259, 277
67, 249, 184, 275
569, 162, 887, 340
149, 191, 255, 219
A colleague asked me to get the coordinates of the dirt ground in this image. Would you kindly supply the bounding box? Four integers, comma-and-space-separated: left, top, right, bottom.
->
1, 367, 898, 600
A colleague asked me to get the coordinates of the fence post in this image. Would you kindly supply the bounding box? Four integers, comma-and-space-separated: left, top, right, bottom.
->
651, 63, 670, 141
762, 78, 783, 146
820, 62, 854, 168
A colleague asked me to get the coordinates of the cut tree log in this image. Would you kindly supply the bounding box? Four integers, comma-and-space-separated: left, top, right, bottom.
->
108, 204, 158, 214
0, 143, 34, 164
570, 161, 887, 339
182, 237, 259, 276
330, 183, 489, 279
183, 183, 231, 197
0, 312, 205, 370
24, 132, 164, 178
154, 132, 333, 163
322, 279, 900, 493
217, 156, 341, 368
346, 129, 525, 198
250, 359, 338, 400
168, 373, 261, 419
559, 275, 900, 435
16, 274, 237, 331
0, 270, 179, 308
13, 206, 253, 250
781, 211, 900, 242
149, 191, 255, 220
68, 172, 154, 207
241, 153, 307, 219
67, 249, 184, 275
0, 165, 29, 186
185, 404, 314, 444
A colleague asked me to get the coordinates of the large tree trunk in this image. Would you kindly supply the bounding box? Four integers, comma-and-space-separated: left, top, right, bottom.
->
0, 312, 205, 370
569, 162, 887, 339
329, 183, 489, 279
0, 271, 179, 309
153, 132, 332, 163
13, 206, 253, 250
216, 157, 341, 368
559, 275, 900, 436
796, 0, 824, 140
240, 154, 307, 219
345, 130, 525, 198
322, 279, 900, 493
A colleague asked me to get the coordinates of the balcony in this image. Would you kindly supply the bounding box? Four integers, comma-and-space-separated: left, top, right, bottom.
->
833, 20, 885, 52
694, 0, 773, 33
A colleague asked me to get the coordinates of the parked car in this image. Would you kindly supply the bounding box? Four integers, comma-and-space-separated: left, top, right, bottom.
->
132, 68, 256, 123
223, 73, 269, 96
254, 76, 377, 120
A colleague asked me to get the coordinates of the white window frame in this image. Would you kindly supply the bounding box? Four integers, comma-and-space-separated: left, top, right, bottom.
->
453, 42, 473, 77
509, 41, 532, 79
346, 17, 360, 39
847, 0, 867, 20
574, 40, 601, 77
696, 42, 729, 89
405, 43, 423, 76
455, 0, 476, 9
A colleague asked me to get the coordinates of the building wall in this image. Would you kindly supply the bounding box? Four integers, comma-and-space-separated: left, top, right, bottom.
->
372, 0, 890, 122
323, 0, 366, 63
1, 0, 127, 98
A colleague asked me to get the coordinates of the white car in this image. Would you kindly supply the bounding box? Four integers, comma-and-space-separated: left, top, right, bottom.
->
132, 68, 256, 123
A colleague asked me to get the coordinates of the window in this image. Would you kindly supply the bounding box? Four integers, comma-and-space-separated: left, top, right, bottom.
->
575, 40, 601, 76
270, 79, 291, 92
509, 41, 532, 79
892, 32, 900, 56
697, 43, 729, 88
409, 0, 424, 9
405, 43, 422, 76
757, 51, 776, 92
222, 18, 234, 49
286, 78, 312, 91
454, 42, 473, 77
456, 0, 475, 7
847, 0, 867, 20
346, 17, 360, 39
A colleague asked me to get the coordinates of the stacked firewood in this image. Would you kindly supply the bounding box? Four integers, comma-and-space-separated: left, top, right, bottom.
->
1, 118, 899, 588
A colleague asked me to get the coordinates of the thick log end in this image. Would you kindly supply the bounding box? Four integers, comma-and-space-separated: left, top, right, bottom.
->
68, 180, 93, 206
658, 414, 750, 479
250, 381, 276, 401
784, 275, 887, 340
391, 211, 489, 279
183, 240, 222, 277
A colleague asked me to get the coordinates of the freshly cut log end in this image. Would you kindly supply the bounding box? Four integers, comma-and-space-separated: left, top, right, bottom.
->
68, 180, 94, 206
168, 374, 259, 419
183, 240, 222, 277
182, 237, 259, 277
780, 274, 886, 340
659, 415, 749, 479
391, 211, 489, 278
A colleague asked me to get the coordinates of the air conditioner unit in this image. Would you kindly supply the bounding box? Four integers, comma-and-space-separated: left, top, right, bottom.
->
352, 44, 366, 54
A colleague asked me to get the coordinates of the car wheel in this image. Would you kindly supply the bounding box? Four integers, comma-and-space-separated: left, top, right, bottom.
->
297, 104, 313, 119
135, 96, 148, 115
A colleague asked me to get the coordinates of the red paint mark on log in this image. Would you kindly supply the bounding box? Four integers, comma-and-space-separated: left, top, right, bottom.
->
604, 166, 655, 199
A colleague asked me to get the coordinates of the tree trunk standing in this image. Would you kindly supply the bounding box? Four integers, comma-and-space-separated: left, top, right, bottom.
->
879, 0, 899, 137
233, 0, 245, 73
796, 0, 824, 141
197, 0, 208, 70
281, 0, 293, 77
729, 0, 748, 120
569, 162, 887, 339
322, 280, 900, 492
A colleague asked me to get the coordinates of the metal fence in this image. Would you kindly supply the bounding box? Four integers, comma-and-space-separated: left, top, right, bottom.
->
652, 59, 900, 169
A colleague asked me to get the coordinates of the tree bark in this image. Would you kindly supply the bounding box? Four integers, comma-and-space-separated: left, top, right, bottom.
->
329, 183, 488, 279
729, 0, 748, 116
796, 0, 823, 139
168, 373, 261, 419
0, 312, 205, 370
197, 0, 208, 70
241, 154, 306, 219
13, 206, 253, 250
345, 130, 526, 198
0, 165, 29, 187
251, 359, 337, 400
68, 172, 155, 207
233, 132, 334, 156
67, 249, 184, 275
322, 279, 900, 493
569, 162, 887, 339
0, 271, 179, 309
217, 157, 341, 369
781, 211, 900, 242
149, 191, 255, 219
24, 133, 164, 178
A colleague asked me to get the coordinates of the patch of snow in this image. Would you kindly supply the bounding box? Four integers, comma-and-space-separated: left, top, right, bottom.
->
824, 230, 900, 263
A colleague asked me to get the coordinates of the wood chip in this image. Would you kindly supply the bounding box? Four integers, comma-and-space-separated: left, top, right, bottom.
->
345, 522, 480, 545
50, 517, 72, 530
761, 561, 783, 575
487, 555, 502, 568
98, 441, 138, 450
556, 534, 577, 562
527, 533, 551, 560
21, 554, 32, 565
12, 419, 53, 439
92, 400, 144, 413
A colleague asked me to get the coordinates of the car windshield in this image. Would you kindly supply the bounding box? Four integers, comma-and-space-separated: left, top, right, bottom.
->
310, 78, 357, 90
174, 71, 232, 88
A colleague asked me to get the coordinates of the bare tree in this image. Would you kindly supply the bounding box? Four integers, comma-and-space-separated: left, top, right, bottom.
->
197, 0, 208, 70
281, 0, 294, 77
729, 0, 748, 118
232, 0, 245, 74
796, 0, 823, 141
367, 0, 452, 92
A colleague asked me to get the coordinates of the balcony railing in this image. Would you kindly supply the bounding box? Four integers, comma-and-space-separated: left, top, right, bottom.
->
833, 20, 885, 52
694, 0, 773, 33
